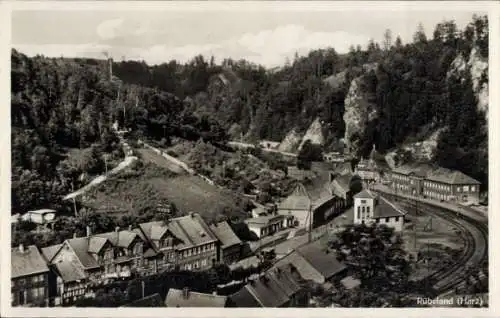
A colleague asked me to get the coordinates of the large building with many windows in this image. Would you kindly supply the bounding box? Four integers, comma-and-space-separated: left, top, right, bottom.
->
389, 164, 481, 204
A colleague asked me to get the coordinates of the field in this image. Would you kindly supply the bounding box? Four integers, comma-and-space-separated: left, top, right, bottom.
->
83, 151, 248, 222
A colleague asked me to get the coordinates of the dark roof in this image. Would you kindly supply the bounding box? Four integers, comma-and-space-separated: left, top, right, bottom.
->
121, 293, 164, 307
165, 289, 228, 307
54, 259, 86, 283
427, 168, 481, 185
11, 245, 49, 278
87, 236, 109, 254
95, 230, 139, 248
330, 174, 351, 198
278, 183, 311, 211
65, 238, 100, 269
245, 215, 286, 228
231, 267, 302, 307
373, 196, 406, 218
41, 244, 62, 262
139, 214, 217, 250
209, 221, 241, 248
295, 241, 346, 279
392, 163, 433, 177
353, 189, 377, 200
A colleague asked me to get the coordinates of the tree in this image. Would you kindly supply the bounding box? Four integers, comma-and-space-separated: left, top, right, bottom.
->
383, 29, 393, 51
413, 22, 427, 43
329, 223, 411, 306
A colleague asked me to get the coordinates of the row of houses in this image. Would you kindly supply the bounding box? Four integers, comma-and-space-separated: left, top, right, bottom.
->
11, 214, 243, 307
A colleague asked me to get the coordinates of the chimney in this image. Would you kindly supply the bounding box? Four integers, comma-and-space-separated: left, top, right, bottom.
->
19, 244, 24, 253
182, 287, 189, 299
212, 291, 218, 296
108, 58, 113, 80
73, 232, 77, 239
86, 226, 91, 237
115, 226, 120, 232
128, 225, 133, 231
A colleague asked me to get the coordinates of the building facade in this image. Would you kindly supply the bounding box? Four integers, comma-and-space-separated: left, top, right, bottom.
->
389, 165, 481, 204
209, 221, 243, 265
11, 245, 50, 307
353, 190, 406, 232
245, 214, 294, 239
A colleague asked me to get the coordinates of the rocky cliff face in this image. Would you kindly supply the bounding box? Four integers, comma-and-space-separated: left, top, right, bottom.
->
342, 75, 378, 154
448, 47, 488, 117
298, 117, 325, 150
278, 129, 302, 152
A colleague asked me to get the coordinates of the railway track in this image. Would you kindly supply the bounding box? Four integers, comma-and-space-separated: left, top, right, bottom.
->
377, 192, 488, 296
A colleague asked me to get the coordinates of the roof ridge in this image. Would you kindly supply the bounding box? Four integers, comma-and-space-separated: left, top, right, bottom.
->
174, 219, 195, 246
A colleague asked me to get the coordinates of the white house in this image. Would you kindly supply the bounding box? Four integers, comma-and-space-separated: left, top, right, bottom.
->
353, 190, 406, 232
245, 214, 294, 239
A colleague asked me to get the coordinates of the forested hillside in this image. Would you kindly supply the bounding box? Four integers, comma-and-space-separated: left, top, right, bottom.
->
110, 15, 488, 187
11, 50, 226, 214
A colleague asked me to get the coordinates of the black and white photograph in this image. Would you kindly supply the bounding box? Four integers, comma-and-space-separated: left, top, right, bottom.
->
2, 0, 497, 314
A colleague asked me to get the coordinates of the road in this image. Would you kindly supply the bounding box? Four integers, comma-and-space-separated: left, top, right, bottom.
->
227, 141, 297, 157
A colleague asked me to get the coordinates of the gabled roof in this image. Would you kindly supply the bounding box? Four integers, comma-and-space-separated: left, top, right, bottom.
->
65, 238, 100, 269
278, 183, 311, 211
41, 244, 62, 263
54, 259, 86, 283
95, 230, 139, 249
11, 245, 49, 279
87, 236, 109, 254
245, 214, 285, 227
427, 168, 481, 185
373, 196, 406, 218
209, 221, 242, 248
231, 266, 302, 307
165, 289, 228, 307
139, 214, 217, 250
295, 241, 346, 279
353, 189, 377, 200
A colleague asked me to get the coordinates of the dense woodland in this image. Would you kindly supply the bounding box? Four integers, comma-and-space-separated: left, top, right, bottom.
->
11, 15, 488, 217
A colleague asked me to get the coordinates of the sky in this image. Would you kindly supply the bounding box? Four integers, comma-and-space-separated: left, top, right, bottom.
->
10, 2, 486, 68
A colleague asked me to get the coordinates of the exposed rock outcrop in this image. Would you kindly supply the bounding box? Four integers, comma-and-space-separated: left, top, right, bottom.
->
298, 117, 324, 150
384, 128, 444, 166
342, 76, 378, 154
278, 129, 302, 153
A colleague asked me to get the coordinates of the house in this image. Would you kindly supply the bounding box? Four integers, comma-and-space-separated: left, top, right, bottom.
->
354, 145, 383, 185
41, 226, 158, 305
121, 293, 164, 307
277, 183, 313, 228
229, 266, 309, 307
390, 163, 433, 196
21, 209, 57, 231
244, 214, 294, 239
327, 173, 352, 207
353, 189, 406, 231
209, 221, 243, 264
138, 213, 219, 272
332, 162, 354, 176
423, 167, 481, 204
11, 244, 50, 307
323, 152, 345, 163
259, 140, 281, 150
287, 166, 316, 181
272, 241, 347, 284
165, 288, 228, 307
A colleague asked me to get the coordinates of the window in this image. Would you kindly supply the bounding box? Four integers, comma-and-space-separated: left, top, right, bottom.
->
395, 216, 399, 222
366, 207, 370, 217
457, 187, 461, 193
362, 206, 365, 213
357, 207, 360, 219
361, 200, 366, 204
464, 186, 469, 192
201, 259, 207, 267
386, 217, 390, 222
471, 186, 476, 192
376, 218, 380, 223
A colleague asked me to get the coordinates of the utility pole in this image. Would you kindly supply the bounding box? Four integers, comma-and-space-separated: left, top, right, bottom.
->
71, 181, 78, 217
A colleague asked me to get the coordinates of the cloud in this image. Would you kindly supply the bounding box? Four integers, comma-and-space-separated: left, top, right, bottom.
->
14, 24, 371, 68
96, 18, 124, 40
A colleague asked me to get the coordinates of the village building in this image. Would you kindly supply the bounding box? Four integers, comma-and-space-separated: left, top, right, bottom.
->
259, 140, 281, 150
165, 288, 228, 307
244, 214, 294, 239
138, 213, 219, 272
11, 245, 50, 307
323, 152, 346, 163
389, 164, 481, 204
272, 241, 347, 285
353, 189, 406, 232
277, 183, 313, 228
209, 221, 243, 264
21, 209, 57, 231
423, 167, 481, 204
229, 266, 309, 307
